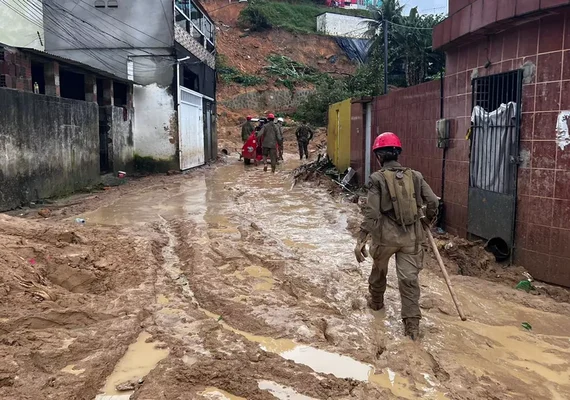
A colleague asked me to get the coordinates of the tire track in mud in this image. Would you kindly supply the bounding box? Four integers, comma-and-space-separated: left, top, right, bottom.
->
138, 218, 373, 400
141, 174, 447, 399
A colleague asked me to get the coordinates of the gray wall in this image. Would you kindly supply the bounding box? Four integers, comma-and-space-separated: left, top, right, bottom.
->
0, 88, 100, 211
101, 105, 135, 173
43, 0, 174, 86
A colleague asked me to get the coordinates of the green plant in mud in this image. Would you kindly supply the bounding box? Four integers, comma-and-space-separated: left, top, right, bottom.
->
264, 54, 326, 89
217, 54, 265, 87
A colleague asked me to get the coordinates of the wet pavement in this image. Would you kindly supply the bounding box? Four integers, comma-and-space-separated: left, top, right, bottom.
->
76, 159, 570, 399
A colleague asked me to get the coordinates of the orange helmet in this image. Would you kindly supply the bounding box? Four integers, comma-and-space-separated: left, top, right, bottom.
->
267, 113, 275, 120
373, 132, 402, 152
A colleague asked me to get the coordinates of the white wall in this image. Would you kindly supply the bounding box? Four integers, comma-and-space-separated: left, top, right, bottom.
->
0, 0, 44, 50
133, 84, 177, 162
316, 13, 371, 39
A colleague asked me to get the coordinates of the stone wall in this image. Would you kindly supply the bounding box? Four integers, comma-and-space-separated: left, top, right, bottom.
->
0, 88, 99, 211
221, 88, 314, 112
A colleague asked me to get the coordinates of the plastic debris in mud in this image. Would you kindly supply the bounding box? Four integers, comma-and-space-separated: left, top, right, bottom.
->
521, 322, 532, 331
75, 218, 86, 224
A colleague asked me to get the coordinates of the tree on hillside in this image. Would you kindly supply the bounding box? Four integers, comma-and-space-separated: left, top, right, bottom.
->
366, 0, 444, 87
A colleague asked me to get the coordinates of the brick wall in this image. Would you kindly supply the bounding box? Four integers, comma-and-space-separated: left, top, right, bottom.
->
372, 80, 444, 197
174, 25, 215, 70
444, 8, 570, 286
0, 46, 32, 92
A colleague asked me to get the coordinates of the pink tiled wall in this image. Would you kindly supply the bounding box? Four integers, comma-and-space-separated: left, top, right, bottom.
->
372, 81, 444, 197
444, 9, 570, 286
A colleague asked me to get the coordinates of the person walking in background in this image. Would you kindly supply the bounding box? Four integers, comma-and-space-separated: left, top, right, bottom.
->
241, 115, 255, 143
276, 117, 285, 161
257, 113, 280, 173
295, 121, 314, 160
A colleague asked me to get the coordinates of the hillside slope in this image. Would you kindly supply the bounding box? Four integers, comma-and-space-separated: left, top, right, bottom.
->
203, 0, 358, 105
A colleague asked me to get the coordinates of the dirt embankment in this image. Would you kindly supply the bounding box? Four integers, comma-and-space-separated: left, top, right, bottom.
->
203, 0, 357, 104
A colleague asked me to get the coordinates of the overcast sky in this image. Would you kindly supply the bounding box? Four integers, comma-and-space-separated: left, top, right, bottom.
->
401, 0, 448, 15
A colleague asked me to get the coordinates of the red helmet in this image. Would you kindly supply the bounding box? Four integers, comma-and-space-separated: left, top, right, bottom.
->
373, 132, 402, 152
267, 113, 275, 119
246, 115, 252, 121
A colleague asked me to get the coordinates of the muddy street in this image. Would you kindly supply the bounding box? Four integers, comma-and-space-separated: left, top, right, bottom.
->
1, 158, 570, 400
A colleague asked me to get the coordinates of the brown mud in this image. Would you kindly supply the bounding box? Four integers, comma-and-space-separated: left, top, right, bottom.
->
1, 158, 570, 400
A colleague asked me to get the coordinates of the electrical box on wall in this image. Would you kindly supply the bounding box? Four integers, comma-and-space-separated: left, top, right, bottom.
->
436, 118, 450, 148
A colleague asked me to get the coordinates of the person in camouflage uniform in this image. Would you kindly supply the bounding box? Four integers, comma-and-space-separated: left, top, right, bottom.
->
241, 115, 255, 143
295, 122, 314, 160
354, 132, 439, 341
257, 113, 282, 173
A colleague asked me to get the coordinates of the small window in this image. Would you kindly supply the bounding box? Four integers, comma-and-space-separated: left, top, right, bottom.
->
94, 0, 105, 7
31, 61, 45, 94
107, 0, 118, 7
113, 82, 128, 107
60, 69, 85, 101
96, 78, 104, 104
0, 75, 6, 87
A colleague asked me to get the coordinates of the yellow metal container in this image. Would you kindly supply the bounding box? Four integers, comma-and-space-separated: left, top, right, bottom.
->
327, 99, 351, 172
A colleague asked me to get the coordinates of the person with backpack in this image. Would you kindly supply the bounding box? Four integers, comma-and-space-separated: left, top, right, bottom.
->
257, 113, 281, 173
354, 132, 439, 341
295, 122, 314, 160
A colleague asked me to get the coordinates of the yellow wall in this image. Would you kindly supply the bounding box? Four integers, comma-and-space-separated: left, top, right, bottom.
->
327, 98, 351, 172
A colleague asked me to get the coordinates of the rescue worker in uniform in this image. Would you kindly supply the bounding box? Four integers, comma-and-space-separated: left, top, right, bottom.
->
257, 113, 281, 173
241, 115, 255, 143
295, 122, 314, 160
354, 132, 439, 340
276, 117, 285, 161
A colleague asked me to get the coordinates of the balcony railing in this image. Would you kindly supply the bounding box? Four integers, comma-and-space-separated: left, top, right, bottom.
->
175, 0, 215, 54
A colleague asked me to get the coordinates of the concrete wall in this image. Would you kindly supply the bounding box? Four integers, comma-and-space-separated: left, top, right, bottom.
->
43, 0, 174, 85
0, 88, 99, 211
443, 8, 570, 286
133, 83, 178, 165
0, 0, 44, 50
221, 88, 314, 112
316, 13, 371, 39
100, 105, 135, 173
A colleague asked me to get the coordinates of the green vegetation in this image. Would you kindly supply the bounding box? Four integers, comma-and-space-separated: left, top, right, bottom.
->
239, 0, 371, 34
217, 55, 265, 87
296, 0, 444, 125
264, 55, 326, 89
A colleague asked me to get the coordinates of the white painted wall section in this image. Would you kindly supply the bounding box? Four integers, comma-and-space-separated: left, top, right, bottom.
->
133, 84, 177, 161
316, 13, 371, 39
0, 0, 45, 49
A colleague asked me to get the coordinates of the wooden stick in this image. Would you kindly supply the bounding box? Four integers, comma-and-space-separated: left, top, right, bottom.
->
425, 227, 467, 321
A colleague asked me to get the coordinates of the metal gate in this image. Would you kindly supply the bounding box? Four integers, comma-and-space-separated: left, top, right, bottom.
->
468, 70, 523, 250
179, 87, 205, 170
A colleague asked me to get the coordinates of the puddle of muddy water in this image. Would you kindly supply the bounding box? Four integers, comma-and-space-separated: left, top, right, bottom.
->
100, 331, 169, 396
61, 364, 85, 376
244, 265, 275, 291
258, 380, 317, 400
201, 308, 446, 399
200, 387, 246, 400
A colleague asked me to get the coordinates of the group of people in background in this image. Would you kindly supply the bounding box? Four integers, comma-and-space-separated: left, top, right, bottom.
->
240, 113, 314, 173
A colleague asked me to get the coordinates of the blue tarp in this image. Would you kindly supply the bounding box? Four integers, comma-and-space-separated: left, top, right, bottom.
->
334, 37, 372, 64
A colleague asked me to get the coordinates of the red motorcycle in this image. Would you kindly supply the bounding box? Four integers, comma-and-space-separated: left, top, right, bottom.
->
241, 131, 263, 165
